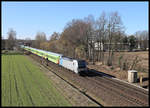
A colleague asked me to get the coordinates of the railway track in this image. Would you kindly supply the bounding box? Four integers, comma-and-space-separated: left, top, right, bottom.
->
96, 76, 147, 98
84, 73, 148, 106
29, 54, 102, 106
29, 53, 149, 106
88, 70, 148, 95
83, 70, 148, 105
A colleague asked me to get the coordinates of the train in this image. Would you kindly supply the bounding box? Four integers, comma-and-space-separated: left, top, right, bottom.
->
20, 45, 87, 74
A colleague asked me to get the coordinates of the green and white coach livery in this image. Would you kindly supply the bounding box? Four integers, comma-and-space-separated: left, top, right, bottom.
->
21, 45, 87, 74
22, 46, 62, 64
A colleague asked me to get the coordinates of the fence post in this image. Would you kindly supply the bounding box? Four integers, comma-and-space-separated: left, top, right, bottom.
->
140, 75, 143, 86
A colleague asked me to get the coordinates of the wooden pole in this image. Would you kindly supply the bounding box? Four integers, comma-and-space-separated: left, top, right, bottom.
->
140, 75, 143, 86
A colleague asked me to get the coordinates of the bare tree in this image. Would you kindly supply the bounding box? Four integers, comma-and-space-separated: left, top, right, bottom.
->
83, 15, 95, 62
140, 30, 148, 50
34, 32, 47, 49
6, 28, 17, 50
25, 37, 32, 46
96, 11, 107, 63
49, 32, 60, 42
135, 30, 148, 50
107, 12, 124, 66
135, 31, 142, 49
59, 18, 94, 58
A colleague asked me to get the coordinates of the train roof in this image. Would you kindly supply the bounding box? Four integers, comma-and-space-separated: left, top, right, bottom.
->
62, 56, 86, 63
61, 56, 76, 61
26, 46, 63, 57
44, 50, 63, 56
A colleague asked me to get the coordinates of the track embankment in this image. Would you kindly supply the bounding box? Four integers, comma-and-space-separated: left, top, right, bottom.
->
29, 54, 149, 107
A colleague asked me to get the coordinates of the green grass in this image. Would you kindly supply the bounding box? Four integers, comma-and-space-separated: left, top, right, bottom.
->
2, 54, 71, 106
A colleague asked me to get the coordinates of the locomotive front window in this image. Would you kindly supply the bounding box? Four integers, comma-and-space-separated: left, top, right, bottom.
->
78, 60, 86, 68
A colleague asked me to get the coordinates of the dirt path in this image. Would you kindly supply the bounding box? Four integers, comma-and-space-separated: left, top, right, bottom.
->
26, 55, 99, 106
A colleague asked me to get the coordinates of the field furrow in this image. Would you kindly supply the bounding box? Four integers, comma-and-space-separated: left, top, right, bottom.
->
2, 54, 71, 106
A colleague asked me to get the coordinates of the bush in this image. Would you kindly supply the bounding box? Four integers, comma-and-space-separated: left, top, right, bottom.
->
2, 50, 24, 55
118, 55, 123, 69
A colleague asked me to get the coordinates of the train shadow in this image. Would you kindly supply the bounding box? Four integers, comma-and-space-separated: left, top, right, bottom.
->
142, 77, 149, 82
79, 68, 116, 78
137, 77, 149, 82
142, 85, 149, 89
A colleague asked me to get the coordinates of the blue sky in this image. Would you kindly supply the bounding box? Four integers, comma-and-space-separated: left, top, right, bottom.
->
2, 2, 148, 40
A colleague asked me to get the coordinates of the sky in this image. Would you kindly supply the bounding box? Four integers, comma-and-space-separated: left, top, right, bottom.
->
2, 2, 149, 40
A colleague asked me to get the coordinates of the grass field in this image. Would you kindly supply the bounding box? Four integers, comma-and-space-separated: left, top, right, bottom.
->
2, 54, 71, 106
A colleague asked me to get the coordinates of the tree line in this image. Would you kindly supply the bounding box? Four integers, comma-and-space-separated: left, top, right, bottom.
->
2, 11, 149, 67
